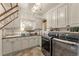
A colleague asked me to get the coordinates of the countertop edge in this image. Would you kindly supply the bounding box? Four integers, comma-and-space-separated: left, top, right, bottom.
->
2, 35, 41, 39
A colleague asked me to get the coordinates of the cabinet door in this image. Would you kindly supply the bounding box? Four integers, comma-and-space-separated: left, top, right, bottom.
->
2, 39, 12, 55
33, 36, 41, 47
22, 37, 29, 49
28, 36, 41, 48
28, 37, 31, 48
37, 36, 41, 47
33, 36, 38, 46
17, 38, 23, 51
52, 9, 57, 28
58, 4, 67, 28
29, 37, 35, 48
13, 38, 22, 52
46, 13, 52, 29
69, 4, 79, 27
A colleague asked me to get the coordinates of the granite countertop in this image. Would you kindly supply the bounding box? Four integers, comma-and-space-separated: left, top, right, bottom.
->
2, 35, 41, 39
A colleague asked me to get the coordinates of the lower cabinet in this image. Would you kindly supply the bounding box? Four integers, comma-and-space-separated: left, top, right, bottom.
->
29, 37, 35, 48
37, 36, 41, 47
34, 36, 41, 46
2, 39, 13, 55
22, 37, 29, 49
34, 37, 38, 46
29, 36, 41, 47
2, 36, 41, 55
12, 38, 22, 52
32, 36, 38, 47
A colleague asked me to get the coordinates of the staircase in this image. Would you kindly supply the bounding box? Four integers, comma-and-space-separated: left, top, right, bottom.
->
0, 3, 19, 56
0, 3, 19, 29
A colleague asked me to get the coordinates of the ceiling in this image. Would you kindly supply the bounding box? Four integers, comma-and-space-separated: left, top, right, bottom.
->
18, 3, 59, 17
33, 3, 59, 15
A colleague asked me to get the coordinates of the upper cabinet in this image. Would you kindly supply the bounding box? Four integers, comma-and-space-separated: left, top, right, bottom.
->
44, 9, 58, 29
57, 4, 68, 28
44, 4, 79, 29
44, 4, 68, 29
45, 12, 52, 29
69, 4, 79, 27
51, 9, 57, 28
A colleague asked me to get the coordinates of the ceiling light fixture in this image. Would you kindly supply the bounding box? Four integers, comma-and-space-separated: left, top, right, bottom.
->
32, 3, 41, 13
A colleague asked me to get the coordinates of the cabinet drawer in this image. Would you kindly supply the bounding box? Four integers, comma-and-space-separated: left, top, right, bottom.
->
2, 39, 13, 55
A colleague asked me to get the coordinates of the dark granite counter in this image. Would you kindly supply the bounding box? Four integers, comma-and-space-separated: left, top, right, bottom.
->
2, 35, 41, 39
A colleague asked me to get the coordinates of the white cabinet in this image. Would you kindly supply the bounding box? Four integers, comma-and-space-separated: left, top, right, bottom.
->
45, 4, 68, 28
28, 36, 41, 48
2, 39, 13, 55
52, 9, 57, 28
13, 38, 22, 52
22, 37, 29, 49
38, 36, 41, 47
45, 4, 79, 28
34, 36, 41, 46
29, 37, 35, 48
2, 38, 22, 55
69, 4, 79, 27
46, 12, 52, 29
58, 4, 68, 28
32, 36, 41, 47
2, 36, 41, 55
33, 36, 38, 46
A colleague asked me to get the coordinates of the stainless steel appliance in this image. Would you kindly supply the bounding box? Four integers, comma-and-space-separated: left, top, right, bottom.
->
42, 31, 79, 56
52, 32, 79, 56
48, 31, 60, 56
53, 38, 78, 56
41, 35, 52, 56
41, 31, 59, 56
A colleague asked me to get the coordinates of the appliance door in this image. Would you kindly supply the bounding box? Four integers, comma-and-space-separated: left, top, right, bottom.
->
52, 38, 78, 56
42, 37, 51, 56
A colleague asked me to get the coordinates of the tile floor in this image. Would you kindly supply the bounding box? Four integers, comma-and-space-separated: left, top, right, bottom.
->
15, 47, 44, 56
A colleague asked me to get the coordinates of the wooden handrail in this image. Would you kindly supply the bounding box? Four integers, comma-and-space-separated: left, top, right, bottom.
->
1, 3, 6, 11
0, 16, 18, 29
0, 5, 18, 17
0, 10, 19, 22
